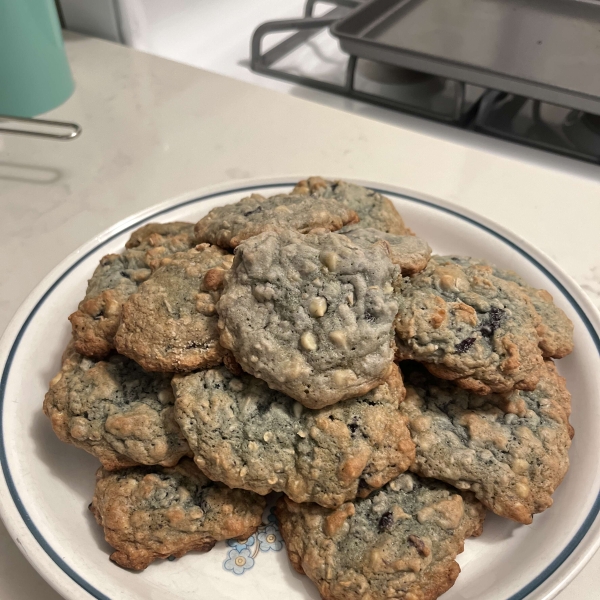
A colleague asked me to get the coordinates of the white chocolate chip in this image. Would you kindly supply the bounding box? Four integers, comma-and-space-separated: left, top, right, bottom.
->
329, 330, 348, 349
263, 431, 274, 442
389, 473, 414, 492
158, 389, 174, 405
411, 416, 431, 432
309, 297, 327, 317
293, 402, 303, 419
280, 358, 309, 381
300, 331, 318, 351
512, 459, 529, 474
253, 284, 274, 302
189, 507, 204, 520
332, 369, 356, 386
239, 395, 257, 413
320, 251, 338, 271
515, 482, 530, 498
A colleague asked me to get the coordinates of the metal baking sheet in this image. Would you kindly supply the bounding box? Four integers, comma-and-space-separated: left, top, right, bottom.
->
331, 0, 600, 114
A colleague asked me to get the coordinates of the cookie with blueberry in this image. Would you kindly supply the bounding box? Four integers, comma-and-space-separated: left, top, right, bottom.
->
399, 360, 573, 524
395, 255, 547, 394
217, 229, 399, 408
454, 257, 574, 359
293, 177, 412, 235
69, 222, 196, 359
276, 472, 485, 600
173, 363, 414, 508
194, 190, 358, 249
339, 225, 431, 275
44, 343, 189, 469
115, 244, 233, 372
91, 459, 265, 570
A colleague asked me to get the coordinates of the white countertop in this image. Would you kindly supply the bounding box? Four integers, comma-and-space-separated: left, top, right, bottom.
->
1, 32, 599, 600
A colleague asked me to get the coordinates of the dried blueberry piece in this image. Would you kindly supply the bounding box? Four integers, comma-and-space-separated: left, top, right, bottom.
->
378, 511, 394, 532
167, 555, 177, 562
243, 205, 263, 217
481, 307, 504, 337
455, 337, 476, 353
408, 534, 430, 556
193, 491, 210, 514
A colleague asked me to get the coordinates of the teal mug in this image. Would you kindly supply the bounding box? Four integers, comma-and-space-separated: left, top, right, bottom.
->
0, 0, 74, 118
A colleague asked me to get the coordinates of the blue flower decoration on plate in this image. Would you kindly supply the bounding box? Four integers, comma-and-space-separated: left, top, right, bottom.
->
224, 548, 255, 575
227, 535, 255, 551
257, 524, 283, 552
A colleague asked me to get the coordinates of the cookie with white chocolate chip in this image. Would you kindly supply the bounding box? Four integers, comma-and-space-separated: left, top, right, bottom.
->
90, 458, 265, 570
395, 255, 546, 395
339, 225, 431, 275
293, 177, 412, 235
172, 363, 415, 508
450, 257, 574, 359
217, 229, 399, 408
69, 222, 196, 359
43, 343, 189, 470
115, 244, 233, 372
400, 360, 573, 524
194, 190, 358, 249
276, 472, 485, 600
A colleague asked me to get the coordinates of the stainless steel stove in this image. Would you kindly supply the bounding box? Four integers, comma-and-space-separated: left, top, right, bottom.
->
251, 0, 600, 164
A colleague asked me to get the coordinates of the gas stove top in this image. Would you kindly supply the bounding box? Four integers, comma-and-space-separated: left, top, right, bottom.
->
250, 0, 600, 164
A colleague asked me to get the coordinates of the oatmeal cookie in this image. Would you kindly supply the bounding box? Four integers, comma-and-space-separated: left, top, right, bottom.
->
395, 255, 546, 394
91, 459, 265, 570
69, 222, 195, 358
173, 364, 414, 507
124, 221, 198, 269
217, 230, 399, 408
293, 177, 412, 235
43, 344, 189, 469
456, 258, 573, 359
194, 191, 358, 249
115, 244, 232, 372
276, 473, 485, 600
400, 361, 572, 524
340, 226, 431, 275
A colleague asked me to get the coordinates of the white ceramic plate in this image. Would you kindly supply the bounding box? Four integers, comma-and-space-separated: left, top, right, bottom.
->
1, 179, 599, 600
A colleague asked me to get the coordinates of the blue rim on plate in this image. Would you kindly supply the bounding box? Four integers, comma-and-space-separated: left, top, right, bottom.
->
1, 183, 599, 600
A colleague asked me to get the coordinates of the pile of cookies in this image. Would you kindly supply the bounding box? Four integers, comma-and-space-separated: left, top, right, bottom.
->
43, 178, 574, 599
